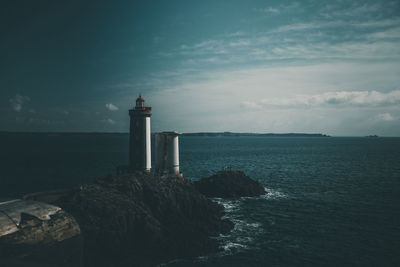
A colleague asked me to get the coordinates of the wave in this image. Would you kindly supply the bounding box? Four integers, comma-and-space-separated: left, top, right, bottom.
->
222, 241, 248, 251
213, 198, 241, 212
261, 187, 288, 200
212, 201, 262, 256
212, 187, 287, 256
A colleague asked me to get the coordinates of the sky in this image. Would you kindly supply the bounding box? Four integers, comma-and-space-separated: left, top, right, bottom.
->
1, 0, 399, 136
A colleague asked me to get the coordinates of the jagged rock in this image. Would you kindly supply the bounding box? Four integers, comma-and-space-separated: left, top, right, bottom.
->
54, 173, 233, 267
194, 170, 266, 198
0, 199, 82, 267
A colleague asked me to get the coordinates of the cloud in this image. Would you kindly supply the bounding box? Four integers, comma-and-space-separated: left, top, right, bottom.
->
254, 2, 302, 15
320, 2, 394, 20
163, 15, 400, 69
376, 113, 395, 121
240, 101, 262, 109
105, 103, 119, 111
273, 18, 400, 34
256, 7, 280, 15
241, 90, 400, 109
9, 94, 30, 112
101, 118, 115, 125
143, 59, 400, 135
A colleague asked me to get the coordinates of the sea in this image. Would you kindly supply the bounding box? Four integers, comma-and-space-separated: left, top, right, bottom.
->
1, 133, 400, 267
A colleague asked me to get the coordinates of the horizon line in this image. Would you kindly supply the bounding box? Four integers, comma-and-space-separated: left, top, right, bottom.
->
0, 131, 398, 138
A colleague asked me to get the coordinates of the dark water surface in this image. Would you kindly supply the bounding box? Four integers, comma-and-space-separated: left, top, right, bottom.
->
1, 133, 399, 266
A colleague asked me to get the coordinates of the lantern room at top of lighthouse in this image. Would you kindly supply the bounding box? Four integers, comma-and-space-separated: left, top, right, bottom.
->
135, 95, 145, 109
134, 95, 151, 112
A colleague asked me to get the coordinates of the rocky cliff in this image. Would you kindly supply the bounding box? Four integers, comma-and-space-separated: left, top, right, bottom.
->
54, 173, 233, 267
1, 171, 265, 267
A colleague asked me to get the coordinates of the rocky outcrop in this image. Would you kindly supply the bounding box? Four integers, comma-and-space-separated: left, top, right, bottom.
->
0, 199, 82, 267
194, 170, 266, 198
53, 173, 233, 267
1, 172, 252, 266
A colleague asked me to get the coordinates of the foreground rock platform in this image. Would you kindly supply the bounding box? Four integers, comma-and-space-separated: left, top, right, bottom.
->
194, 170, 266, 198
1, 170, 264, 266
53, 173, 233, 267
0, 199, 82, 267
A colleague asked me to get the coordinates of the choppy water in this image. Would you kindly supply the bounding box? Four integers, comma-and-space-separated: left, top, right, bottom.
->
1, 133, 400, 266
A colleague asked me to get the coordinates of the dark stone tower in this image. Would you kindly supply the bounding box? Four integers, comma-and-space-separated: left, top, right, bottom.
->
129, 95, 152, 172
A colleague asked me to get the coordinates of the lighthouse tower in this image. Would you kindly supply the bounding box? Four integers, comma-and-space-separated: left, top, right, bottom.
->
155, 131, 181, 177
129, 95, 152, 172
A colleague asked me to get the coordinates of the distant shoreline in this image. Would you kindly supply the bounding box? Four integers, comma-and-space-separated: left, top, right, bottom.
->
181, 132, 330, 137
1, 131, 396, 137
0, 131, 330, 137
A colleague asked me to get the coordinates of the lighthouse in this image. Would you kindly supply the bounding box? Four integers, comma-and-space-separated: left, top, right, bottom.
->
129, 95, 152, 172
155, 131, 181, 177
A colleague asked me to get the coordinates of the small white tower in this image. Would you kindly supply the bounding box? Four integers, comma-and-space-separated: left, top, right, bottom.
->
155, 132, 181, 177
129, 95, 152, 172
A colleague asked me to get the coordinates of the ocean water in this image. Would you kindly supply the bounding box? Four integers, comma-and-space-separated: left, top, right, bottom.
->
1, 133, 400, 266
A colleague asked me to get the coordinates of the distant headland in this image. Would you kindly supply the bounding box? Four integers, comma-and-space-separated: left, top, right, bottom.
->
181, 132, 331, 137
0, 132, 330, 137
